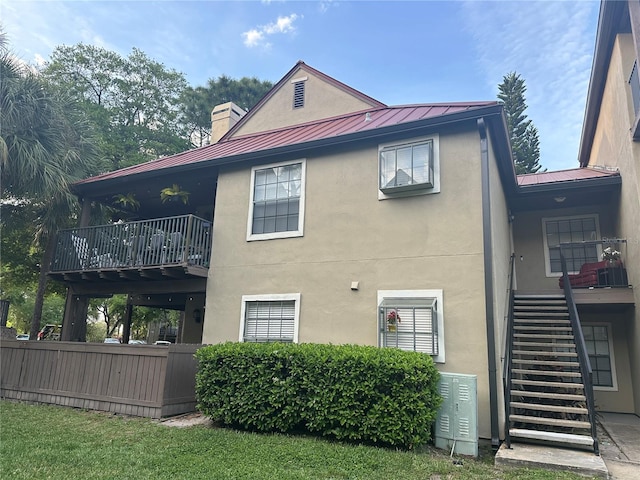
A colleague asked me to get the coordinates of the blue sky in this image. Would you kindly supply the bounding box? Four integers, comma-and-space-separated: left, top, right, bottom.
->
2, 0, 600, 172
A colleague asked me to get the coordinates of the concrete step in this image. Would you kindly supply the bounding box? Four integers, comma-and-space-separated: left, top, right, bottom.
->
513, 350, 578, 357
513, 334, 574, 340
514, 305, 568, 311
511, 390, 586, 402
513, 318, 571, 324
513, 325, 573, 331
513, 311, 570, 318
512, 341, 576, 349
512, 358, 579, 368
511, 379, 584, 389
510, 414, 591, 429
512, 368, 582, 378
508, 428, 594, 446
510, 401, 588, 415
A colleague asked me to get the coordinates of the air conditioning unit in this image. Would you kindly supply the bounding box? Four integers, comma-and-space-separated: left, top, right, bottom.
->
435, 372, 478, 457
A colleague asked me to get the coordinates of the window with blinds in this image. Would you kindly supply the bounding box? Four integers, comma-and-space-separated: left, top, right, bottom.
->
380, 298, 438, 355
243, 300, 296, 343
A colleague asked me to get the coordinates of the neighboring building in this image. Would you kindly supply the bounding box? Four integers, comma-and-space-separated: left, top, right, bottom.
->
49, 1, 639, 453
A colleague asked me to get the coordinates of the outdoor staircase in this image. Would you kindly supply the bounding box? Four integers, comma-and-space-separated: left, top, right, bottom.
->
506, 293, 597, 452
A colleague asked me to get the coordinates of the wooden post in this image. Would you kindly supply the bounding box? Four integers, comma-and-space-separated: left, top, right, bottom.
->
122, 300, 133, 344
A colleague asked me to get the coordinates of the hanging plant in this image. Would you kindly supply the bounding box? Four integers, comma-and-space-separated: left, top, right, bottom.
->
112, 193, 140, 211
160, 184, 190, 204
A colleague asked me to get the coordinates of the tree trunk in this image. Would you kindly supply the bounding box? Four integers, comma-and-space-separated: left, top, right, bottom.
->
29, 235, 55, 341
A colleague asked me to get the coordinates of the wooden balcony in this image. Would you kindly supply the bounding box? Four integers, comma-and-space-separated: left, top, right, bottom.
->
49, 215, 211, 283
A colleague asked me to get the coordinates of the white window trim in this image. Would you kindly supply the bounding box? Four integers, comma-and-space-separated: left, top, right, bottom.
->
541, 214, 601, 277
584, 322, 618, 392
377, 289, 445, 363
378, 134, 440, 200
239, 293, 301, 343
246, 159, 306, 241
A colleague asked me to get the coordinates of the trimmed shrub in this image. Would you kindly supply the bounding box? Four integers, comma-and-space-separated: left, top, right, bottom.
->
195, 342, 441, 449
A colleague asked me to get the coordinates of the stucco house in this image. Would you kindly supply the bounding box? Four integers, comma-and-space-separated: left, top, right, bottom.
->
42, 0, 638, 454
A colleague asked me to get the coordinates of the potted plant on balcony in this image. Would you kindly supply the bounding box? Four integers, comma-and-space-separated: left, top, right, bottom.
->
601, 246, 621, 267
386, 310, 400, 332
160, 184, 190, 204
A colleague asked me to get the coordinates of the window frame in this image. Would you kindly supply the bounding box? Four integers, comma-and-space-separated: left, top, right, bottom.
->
582, 323, 618, 392
541, 214, 601, 277
377, 289, 445, 363
377, 134, 440, 200
246, 159, 306, 241
239, 293, 301, 343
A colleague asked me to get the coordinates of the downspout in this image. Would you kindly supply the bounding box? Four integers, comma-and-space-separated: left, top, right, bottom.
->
477, 118, 500, 450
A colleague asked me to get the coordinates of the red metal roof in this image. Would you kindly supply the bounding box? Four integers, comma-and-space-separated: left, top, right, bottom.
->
75, 101, 499, 186
517, 167, 620, 186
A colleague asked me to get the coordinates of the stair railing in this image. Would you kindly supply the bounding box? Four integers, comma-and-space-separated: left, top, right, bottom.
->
502, 253, 516, 449
560, 252, 599, 455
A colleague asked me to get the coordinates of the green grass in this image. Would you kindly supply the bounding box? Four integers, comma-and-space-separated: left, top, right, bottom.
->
0, 401, 594, 480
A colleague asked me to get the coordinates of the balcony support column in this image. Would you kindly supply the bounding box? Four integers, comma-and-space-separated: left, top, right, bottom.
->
122, 299, 133, 344
60, 292, 89, 342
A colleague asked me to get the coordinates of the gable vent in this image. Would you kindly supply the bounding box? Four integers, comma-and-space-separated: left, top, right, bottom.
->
293, 81, 305, 109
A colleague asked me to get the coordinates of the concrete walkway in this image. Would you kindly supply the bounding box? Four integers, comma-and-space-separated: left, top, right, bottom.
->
495, 413, 640, 479
598, 412, 640, 480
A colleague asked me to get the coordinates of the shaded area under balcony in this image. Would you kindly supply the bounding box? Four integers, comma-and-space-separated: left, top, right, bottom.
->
49, 215, 212, 283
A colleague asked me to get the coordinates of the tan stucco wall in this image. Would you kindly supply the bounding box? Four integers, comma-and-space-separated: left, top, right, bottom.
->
231, 66, 375, 137
487, 132, 513, 438
587, 33, 640, 414
512, 205, 618, 292
203, 123, 498, 438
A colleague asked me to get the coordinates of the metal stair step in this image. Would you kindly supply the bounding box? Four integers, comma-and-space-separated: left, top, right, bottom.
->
511, 379, 584, 389
512, 342, 576, 349
510, 402, 588, 415
511, 390, 586, 401
512, 368, 582, 378
512, 359, 579, 367
509, 428, 594, 446
512, 350, 578, 357
510, 414, 591, 429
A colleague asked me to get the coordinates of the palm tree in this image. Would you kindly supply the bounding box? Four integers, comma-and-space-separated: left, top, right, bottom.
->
1, 39, 98, 340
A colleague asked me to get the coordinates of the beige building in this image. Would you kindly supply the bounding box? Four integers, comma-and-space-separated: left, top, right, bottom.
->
51, 6, 639, 453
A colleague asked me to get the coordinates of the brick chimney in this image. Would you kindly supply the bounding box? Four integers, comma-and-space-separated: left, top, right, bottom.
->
210, 102, 245, 144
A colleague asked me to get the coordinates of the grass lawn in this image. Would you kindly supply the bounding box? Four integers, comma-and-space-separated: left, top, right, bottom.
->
0, 401, 595, 480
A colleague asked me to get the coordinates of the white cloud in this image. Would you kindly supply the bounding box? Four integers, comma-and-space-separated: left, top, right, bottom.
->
461, 1, 599, 171
242, 13, 301, 48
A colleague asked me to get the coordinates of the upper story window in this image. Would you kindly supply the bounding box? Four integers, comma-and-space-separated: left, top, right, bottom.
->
542, 214, 600, 276
240, 293, 300, 343
291, 76, 307, 109
247, 159, 306, 241
378, 289, 445, 363
378, 135, 440, 199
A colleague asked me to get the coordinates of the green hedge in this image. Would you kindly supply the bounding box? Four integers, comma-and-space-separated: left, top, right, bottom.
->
195, 342, 441, 449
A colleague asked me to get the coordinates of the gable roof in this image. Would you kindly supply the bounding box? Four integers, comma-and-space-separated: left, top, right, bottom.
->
74, 101, 501, 189
220, 61, 386, 141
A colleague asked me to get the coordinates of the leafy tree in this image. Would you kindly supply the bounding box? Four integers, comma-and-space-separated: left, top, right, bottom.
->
180, 75, 273, 147
1, 39, 99, 340
497, 72, 542, 174
42, 44, 190, 172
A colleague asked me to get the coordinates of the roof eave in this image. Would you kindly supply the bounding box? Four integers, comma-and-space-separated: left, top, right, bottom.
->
517, 174, 621, 194
73, 104, 506, 196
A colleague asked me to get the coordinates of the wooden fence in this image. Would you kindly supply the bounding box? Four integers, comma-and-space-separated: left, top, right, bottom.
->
1, 341, 200, 418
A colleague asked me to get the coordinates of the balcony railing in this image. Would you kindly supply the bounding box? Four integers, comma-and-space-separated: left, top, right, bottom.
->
558, 239, 629, 288
50, 215, 212, 274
